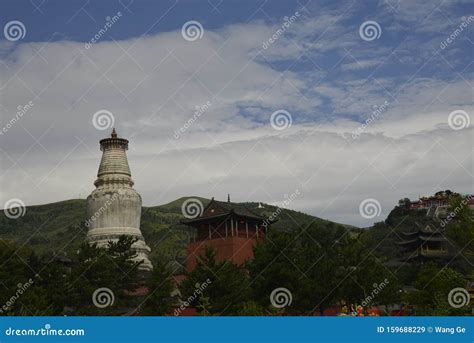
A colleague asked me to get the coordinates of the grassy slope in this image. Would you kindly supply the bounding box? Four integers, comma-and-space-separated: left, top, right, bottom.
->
0, 197, 351, 263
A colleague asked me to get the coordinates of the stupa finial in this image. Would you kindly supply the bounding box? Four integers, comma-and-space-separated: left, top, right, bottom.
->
111, 128, 117, 138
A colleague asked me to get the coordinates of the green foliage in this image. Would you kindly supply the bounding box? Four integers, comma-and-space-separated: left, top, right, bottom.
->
249, 230, 303, 313
141, 261, 175, 315
1, 195, 471, 316
405, 262, 470, 315
365, 195, 474, 275
236, 301, 266, 315
180, 248, 251, 315
0, 200, 87, 256
0, 197, 348, 264
0, 240, 50, 315
446, 196, 474, 259
249, 223, 402, 315
335, 234, 401, 311
68, 236, 142, 315
0, 236, 142, 316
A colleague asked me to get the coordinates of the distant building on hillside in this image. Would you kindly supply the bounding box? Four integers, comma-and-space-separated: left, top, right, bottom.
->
402, 190, 474, 218
408, 190, 458, 210
181, 196, 273, 272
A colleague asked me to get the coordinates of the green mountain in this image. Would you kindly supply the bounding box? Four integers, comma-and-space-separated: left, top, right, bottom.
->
361, 196, 473, 276
0, 197, 351, 264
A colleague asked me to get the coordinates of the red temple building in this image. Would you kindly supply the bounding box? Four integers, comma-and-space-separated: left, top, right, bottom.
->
408, 190, 468, 210
181, 196, 272, 272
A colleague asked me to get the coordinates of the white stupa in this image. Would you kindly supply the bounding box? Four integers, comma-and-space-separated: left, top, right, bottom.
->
86, 128, 153, 271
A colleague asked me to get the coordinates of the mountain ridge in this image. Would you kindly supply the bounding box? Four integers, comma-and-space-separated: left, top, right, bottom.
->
0, 197, 354, 263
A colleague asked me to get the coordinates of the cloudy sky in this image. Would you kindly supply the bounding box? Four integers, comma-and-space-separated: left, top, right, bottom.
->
0, 0, 472, 227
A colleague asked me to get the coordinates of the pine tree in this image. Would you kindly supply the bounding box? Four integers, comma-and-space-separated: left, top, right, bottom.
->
180, 248, 251, 315
141, 261, 175, 315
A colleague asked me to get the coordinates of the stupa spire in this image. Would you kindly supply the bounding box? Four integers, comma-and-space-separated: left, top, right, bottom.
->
86, 130, 153, 272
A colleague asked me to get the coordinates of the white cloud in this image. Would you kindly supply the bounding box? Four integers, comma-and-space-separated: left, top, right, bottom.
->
340, 59, 381, 71
0, 12, 472, 228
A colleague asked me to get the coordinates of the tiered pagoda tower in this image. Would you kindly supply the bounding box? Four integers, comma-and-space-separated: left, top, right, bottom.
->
182, 197, 272, 272
397, 224, 452, 261
86, 129, 153, 271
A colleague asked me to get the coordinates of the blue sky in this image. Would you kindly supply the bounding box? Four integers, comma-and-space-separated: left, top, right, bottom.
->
4, 1, 289, 40
3, 0, 471, 124
0, 0, 472, 226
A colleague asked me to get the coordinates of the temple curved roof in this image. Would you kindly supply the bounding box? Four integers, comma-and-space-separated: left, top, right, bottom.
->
181, 198, 273, 225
